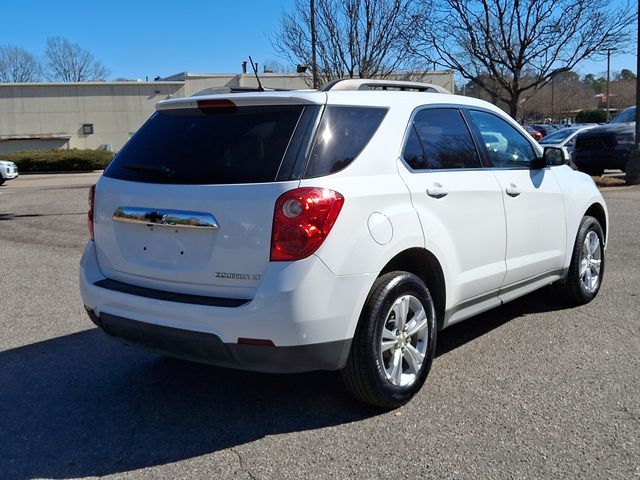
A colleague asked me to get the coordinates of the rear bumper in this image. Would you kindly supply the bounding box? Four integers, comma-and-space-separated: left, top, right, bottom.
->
80, 242, 374, 372
87, 309, 350, 373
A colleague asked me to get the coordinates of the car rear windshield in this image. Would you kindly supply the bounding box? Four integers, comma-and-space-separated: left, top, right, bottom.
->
104, 105, 305, 184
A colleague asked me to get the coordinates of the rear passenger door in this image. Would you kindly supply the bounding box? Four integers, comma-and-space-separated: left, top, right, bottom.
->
397, 107, 507, 317
465, 109, 567, 293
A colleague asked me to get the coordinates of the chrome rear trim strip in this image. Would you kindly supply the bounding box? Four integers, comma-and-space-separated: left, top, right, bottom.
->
113, 207, 219, 230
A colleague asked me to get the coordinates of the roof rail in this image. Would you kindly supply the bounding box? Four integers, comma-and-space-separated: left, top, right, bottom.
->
320, 78, 450, 94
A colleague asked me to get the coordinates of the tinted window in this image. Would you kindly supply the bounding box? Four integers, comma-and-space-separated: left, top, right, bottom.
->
610, 106, 635, 124
104, 105, 304, 184
539, 127, 579, 144
469, 110, 536, 168
403, 125, 428, 169
304, 106, 387, 178
404, 108, 480, 170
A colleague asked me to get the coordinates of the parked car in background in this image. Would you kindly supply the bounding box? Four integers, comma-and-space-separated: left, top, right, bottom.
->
530, 124, 558, 138
539, 125, 597, 168
524, 125, 543, 141
573, 106, 636, 176
80, 79, 609, 408
0, 160, 19, 185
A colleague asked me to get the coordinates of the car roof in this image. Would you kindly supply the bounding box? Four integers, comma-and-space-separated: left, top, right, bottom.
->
539, 125, 596, 144
157, 88, 508, 118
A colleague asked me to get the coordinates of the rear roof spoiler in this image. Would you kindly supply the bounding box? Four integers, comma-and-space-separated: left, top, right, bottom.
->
157, 92, 323, 111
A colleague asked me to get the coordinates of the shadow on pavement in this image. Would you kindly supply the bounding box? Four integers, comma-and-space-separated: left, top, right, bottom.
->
0, 285, 570, 479
436, 285, 571, 357
0, 329, 375, 479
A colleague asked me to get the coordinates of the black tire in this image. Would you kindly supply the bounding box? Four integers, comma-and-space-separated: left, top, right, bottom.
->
0, 176, 5, 186
341, 271, 437, 409
559, 215, 605, 305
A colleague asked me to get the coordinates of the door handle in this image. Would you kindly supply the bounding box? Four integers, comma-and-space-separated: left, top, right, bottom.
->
426, 183, 449, 198
505, 183, 521, 197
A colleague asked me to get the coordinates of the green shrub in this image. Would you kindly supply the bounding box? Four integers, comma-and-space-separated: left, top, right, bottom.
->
575, 108, 607, 123
0, 149, 114, 173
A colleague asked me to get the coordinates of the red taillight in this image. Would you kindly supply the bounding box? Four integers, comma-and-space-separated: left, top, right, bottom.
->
270, 187, 344, 261
88, 184, 96, 241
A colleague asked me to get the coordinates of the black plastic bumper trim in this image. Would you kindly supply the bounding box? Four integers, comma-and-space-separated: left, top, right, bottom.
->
93, 278, 250, 308
88, 311, 351, 373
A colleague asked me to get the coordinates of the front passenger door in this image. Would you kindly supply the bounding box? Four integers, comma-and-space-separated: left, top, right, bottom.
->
466, 110, 567, 292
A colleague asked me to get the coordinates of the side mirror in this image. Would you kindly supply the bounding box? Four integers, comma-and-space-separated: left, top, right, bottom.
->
543, 147, 566, 166
531, 155, 547, 170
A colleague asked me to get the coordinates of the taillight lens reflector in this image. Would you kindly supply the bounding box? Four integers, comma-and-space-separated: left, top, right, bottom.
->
270, 187, 344, 261
88, 184, 96, 241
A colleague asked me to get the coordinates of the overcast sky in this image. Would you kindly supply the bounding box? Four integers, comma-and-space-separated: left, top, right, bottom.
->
1, 0, 637, 80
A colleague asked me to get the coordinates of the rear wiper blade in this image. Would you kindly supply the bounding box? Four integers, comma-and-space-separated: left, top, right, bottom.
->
122, 163, 175, 177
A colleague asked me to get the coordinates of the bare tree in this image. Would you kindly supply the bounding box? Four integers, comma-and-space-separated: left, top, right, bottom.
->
609, 79, 637, 108
520, 74, 595, 121
263, 59, 288, 73
0, 45, 41, 82
273, 0, 423, 85
45, 36, 109, 82
414, 0, 636, 119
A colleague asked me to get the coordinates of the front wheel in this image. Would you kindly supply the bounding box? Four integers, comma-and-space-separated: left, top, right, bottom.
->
559, 215, 605, 305
341, 271, 437, 409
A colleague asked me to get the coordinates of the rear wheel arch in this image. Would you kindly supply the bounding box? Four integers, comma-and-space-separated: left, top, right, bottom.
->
342, 270, 437, 408
378, 248, 446, 330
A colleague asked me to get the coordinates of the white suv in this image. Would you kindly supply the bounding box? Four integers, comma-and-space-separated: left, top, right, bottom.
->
0, 160, 18, 185
80, 79, 608, 408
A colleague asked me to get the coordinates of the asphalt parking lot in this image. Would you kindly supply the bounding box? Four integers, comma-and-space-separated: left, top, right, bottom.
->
0, 173, 638, 480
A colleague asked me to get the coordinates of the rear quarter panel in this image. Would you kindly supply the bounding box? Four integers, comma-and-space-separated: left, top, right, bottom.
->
298, 101, 425, 277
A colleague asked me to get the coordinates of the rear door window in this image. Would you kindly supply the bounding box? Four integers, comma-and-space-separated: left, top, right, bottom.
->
402, 108, 481, 170
104, 105, 305, 184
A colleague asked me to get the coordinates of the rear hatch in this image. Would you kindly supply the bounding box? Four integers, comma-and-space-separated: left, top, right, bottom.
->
93, 94, 324, 300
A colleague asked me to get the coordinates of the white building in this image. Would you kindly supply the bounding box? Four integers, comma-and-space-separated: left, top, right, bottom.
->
0, 71, 454, 154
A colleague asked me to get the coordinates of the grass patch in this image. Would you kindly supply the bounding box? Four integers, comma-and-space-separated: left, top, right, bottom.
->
592, 175, 626, 187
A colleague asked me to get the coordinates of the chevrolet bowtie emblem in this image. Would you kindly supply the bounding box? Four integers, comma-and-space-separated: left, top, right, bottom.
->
144, 211, 167, 224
